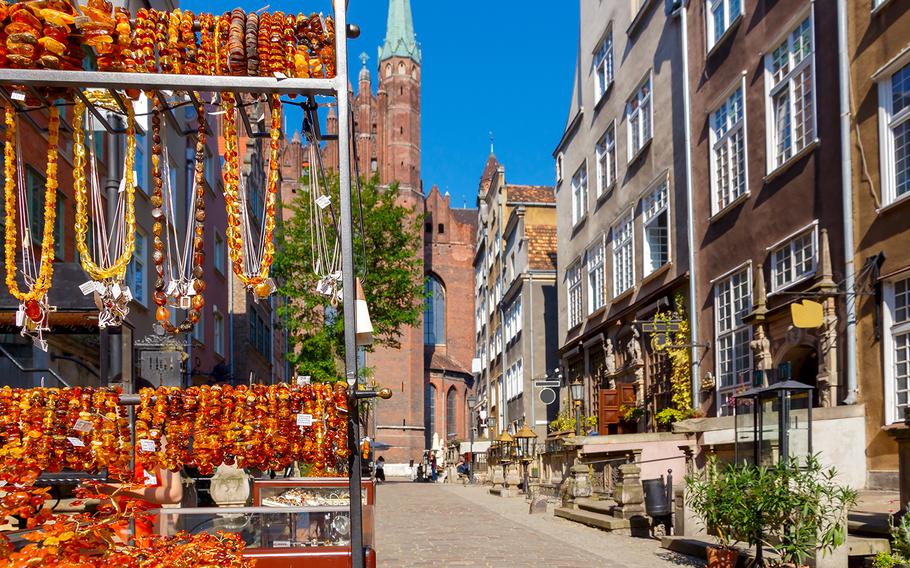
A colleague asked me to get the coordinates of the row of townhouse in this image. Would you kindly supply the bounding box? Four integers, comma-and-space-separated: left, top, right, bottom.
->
551, 0, 910, 489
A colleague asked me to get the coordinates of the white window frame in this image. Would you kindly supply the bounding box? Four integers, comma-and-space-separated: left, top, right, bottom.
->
594, 28, 614, 103
213, 309, 224, 356
884, 276, 910, 424
627, 72, 653, 162
706, 0, 743, 50
877, 58, 910, 207
764, 12, 817, 173
612, 212, 635, 295
713, 264, 753, 415
571, 163, 588, 226
767, 221, 818, 293
595, 122, 617, 197
587, 236, 606, 314
709, 79, 749, 214
192, 310, 205, 343
128, 230, 148, 307
567, 260, 583, 329
642, 180, 670, 275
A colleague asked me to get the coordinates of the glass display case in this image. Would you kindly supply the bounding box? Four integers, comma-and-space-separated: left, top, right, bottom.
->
157, 478, 376, 568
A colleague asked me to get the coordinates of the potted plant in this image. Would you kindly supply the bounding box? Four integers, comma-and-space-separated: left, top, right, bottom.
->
685, 458, 761, 567
760, 456, 858, 567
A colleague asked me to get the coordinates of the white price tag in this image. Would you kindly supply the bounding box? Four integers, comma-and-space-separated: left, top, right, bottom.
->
67, 437, 85, 448
273, 540, 290, 548
111, 282, 122, 299
15, 308, 24, 327
315, 195, 331, 210
11, 91, 25, 102
122, 286, 133, 303
79, 281, 96, 295
118, 176, 126, 194
73, 419, 93, 433
273, 71, 288, 80
296, 414, 313, 427
143, 471, 158, 486
139, 439, 157, 453
296, 375, 311, 386
0, 480, 8, 488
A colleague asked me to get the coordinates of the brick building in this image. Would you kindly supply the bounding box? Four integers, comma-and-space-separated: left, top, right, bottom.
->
280, 0, 478, 468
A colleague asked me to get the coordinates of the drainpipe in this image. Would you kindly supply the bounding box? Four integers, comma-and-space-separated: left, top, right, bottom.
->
836, 0, 858, 404
529, 272, 535, 431
673, 0, 700, 406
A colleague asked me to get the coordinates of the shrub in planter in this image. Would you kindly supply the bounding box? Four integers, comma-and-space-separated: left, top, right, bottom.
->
685, 458, 762, 566
871, 505, 910, 568
759, 456, 858, 567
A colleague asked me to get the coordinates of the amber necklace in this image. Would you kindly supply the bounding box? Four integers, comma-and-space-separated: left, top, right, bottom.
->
3, 102, 60, 349
221, 93, 281, 300
73, 91, 137, 328
150, 94, 207, 334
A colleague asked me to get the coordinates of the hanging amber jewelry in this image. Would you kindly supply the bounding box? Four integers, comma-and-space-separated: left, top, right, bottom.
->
221, 93, 281, 299
150, 94, 207, 334
3, 102, 60, 347
73, 90, 137, 328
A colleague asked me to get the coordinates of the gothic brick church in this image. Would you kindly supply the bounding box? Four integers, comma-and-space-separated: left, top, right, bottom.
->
282, 0, 478, 469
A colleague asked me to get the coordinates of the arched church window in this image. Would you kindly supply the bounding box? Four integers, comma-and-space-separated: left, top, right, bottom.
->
424, 275, 445, 345
411, 66, 417, 79
398, 62, 405, 74
385, 64, 392, 77
446, 387, 457, 438
427, 384, 437, 437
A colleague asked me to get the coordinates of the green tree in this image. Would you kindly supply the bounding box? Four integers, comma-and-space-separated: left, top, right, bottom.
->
274, 173, 424, 382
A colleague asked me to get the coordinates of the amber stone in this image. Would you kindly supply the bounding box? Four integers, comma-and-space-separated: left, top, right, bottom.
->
24, 300, 42, 322
254, 281, 271, 299
193, 279, 206, 293
155, 306, 170, 321
153, 290, 167, 306
193, 266, 203, 278
191, 295, 204, 310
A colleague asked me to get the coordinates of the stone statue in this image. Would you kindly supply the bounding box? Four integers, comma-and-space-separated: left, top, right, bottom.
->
750, 325, 773, 373
604, 338, 616, 375
627, 328, 643, 366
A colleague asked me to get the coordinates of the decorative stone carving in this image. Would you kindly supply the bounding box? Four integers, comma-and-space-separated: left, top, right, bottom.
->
816, 296, 839, 407
750, 324, 773, 375
210, 463, 251, 507
614, 461, 645, 519
604, 339, 617, 375
627, 328, 643, 366
569, 461, 591, 501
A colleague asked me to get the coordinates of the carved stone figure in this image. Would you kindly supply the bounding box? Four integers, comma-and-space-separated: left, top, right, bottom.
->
604, 338, 617, 375
750, 324, 773, 373
627, 328, 643, 366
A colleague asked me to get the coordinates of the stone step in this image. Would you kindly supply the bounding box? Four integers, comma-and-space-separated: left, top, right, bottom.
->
661, 534, 889, 564
575, 497, 618, 516
554, 506, 631, 532
848, 511, 890, 537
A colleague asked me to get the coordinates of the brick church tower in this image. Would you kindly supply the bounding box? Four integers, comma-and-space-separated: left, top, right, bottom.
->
289, 0, 477, 469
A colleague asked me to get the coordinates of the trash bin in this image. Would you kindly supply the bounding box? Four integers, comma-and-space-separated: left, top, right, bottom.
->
643, 477, 671, 517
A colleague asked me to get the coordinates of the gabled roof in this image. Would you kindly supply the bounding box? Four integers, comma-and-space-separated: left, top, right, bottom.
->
427, 351, 472, 377
526, 225, 558, 271
506, 184, 555, 204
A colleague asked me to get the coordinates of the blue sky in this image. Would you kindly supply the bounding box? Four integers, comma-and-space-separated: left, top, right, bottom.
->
185, 0, 580, 208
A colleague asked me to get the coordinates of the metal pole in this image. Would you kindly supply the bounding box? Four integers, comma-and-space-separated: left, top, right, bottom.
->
333, 2, 363, 566
574, 401, 581, 437
469, 407, 475, 484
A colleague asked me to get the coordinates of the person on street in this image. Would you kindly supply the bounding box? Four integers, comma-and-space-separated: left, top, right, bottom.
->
430, 453, 438, 482
375, 456, 386, 483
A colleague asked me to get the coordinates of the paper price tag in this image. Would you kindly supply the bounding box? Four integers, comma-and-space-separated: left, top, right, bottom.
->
273, 540, 290, 548
296, 375, 311, 386
296, 414, 313, 427
143, 471, 158, 486
315, 195, 331, 210
79, 281, 96, 295
0, 480, 8, 488
111, 282, 122, 299
273, 71, 288, 80
139, 439, 157, 453
73, 419, 93, 433
15, 308, 24, 327
67, 437, 85, 448
122, 286, 133, 303
11, 91, 25, 102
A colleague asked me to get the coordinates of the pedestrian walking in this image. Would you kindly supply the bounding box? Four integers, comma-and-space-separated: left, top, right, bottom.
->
375, 456, 386, 483
430, 453, 438, 482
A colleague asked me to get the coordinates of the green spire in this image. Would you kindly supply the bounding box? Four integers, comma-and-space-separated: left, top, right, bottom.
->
378, 0, 421, 64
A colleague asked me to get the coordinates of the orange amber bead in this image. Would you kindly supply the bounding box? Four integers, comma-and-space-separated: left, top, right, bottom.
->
155, 306, 170, 321
254, 281, 271, 298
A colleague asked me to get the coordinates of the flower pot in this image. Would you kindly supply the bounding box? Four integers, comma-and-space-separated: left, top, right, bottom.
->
705, 546, 738, 568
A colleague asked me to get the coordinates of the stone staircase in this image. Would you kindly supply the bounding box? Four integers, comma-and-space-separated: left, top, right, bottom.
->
555, 496, 650, 535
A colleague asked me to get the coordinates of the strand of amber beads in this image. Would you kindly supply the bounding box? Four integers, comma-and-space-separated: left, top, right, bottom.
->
3, 102, 59, 307
151, 97, 207, 333
73, 91, 137, 281
221, 93, 282, 299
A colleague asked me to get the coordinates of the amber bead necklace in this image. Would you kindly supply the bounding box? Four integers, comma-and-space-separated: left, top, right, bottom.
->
73, 91, 137, 328
150, 94, 207, 334
3, 102, 60, 349
221, 93, 282, 300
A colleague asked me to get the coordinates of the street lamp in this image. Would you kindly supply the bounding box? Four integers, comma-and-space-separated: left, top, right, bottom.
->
497, 430, 515, 464
467, 394, 477, 484
514, 423, 538, 495
570, 377, 585, 436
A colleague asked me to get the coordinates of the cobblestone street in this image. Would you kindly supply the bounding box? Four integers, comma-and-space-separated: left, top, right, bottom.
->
374, 481, 704, 567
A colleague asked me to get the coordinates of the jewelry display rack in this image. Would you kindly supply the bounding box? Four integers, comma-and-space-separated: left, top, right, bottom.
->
0, 0, 371, 566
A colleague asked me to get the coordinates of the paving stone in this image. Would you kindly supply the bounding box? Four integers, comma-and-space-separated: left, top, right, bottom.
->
374, 481, 704, 567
